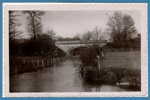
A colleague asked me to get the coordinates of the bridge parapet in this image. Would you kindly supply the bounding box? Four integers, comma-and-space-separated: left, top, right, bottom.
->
55, 40, 107, 45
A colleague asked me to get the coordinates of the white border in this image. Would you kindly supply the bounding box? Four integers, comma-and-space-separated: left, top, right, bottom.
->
3, 3, 148, 97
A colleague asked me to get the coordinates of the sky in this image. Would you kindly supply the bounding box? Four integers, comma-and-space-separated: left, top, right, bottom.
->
17, 10, 141, 39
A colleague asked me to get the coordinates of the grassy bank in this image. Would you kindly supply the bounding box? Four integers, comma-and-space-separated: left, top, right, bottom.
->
103, 51, 141, 69
79, 51, 141, 91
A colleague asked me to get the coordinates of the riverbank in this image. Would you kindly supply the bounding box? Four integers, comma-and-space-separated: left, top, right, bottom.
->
10, 56, 66, 75
10, 51, 141, 92
10, 59, 127, 92
78, 50, 141, 91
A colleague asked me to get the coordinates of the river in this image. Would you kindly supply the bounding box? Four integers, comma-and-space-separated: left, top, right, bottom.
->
10, 58, 125, 92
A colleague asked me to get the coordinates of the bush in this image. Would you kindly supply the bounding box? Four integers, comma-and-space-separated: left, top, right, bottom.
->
79, 45, 99, 66
102, 71, 117, 85
80, 66, 141, 91
9, 34, 57, 57
22, 35, 55, 56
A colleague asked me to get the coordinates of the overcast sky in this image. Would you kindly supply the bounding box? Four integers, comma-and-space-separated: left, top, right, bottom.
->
18, 10, 141, 39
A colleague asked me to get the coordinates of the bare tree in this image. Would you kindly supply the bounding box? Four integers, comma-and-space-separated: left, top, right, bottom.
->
82, 27, 103, 41
82, 31, 92, 41
92, 26, 103, 40
9, 11, 21, 40
46, 29, 56, 40
122, 14, 137, 40
23, 11, 45, 39
107, 11, 137, 45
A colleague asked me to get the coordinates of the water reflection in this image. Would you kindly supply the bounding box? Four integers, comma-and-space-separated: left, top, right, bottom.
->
10, 58, 125, 92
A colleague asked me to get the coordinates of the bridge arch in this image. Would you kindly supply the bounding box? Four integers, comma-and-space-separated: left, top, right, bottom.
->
69, 46, 89, 56
55, 40, 107, 56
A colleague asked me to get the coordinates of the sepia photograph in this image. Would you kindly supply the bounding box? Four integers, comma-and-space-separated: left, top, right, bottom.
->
3, 3, 148, 97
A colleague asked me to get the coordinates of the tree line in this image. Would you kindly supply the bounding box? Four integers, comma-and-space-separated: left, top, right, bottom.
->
56, 11, 140, 50
9, 11, 141, 57
79, 12, 140, 49
9, 11, 66, 57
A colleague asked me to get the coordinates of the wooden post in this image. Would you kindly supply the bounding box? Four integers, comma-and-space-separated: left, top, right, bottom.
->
97, 56, 101, 72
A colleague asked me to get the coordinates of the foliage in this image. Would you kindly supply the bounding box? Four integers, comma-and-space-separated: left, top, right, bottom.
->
80, 66, 140, 91
104, 34, 141, 49
70, 47, 88, 56
21, 34, 55, 56
79, 45, 100, 66
9, 33, 67, 57
9, 39, 23, 56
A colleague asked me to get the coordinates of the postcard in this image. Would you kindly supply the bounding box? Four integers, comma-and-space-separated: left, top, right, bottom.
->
3, 3, 148, 97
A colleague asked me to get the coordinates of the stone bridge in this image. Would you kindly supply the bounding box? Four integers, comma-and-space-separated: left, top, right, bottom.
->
55, 40, 107, 55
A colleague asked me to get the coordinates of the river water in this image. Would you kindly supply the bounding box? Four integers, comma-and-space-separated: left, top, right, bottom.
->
10, 58, 125, 92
